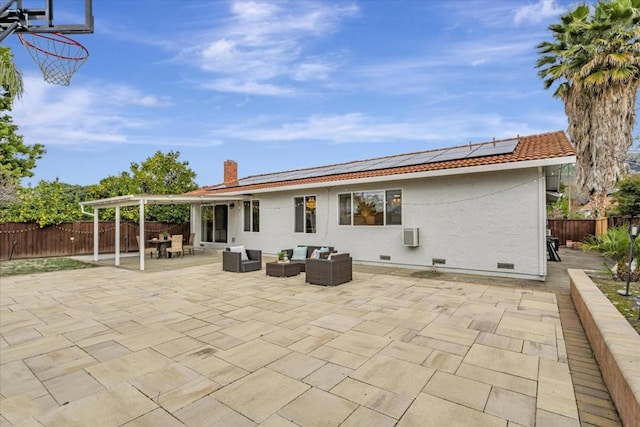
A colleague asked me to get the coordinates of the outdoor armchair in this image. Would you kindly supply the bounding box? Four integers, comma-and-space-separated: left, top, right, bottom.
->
305, 253, 352, 286
222, 247, 262, 273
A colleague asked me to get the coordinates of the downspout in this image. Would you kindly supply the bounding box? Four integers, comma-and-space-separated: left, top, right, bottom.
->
538, 167, 547, 279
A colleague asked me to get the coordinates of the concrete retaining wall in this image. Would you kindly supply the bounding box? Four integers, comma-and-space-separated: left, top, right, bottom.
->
568, 269, 640, 426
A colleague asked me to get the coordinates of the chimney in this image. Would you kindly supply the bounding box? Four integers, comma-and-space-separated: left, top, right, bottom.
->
224, 160, 238, 186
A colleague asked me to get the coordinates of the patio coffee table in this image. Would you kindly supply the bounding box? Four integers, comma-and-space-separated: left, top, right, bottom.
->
266, 262, 300, 277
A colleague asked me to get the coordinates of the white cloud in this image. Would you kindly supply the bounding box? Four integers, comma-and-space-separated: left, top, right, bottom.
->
11, 76, 184, 148
106, 86, 173, 107
514, 0, 565, 25
179, 0, 358, 95
293, 62, 334, 81
230, 1, 279, 20
202, 79, 296, 96
209, 112, 559, 145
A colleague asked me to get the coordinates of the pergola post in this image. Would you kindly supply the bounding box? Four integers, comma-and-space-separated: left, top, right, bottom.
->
139, 199, 145, 271
115, 206, 120, 266
93, 208, 99, 261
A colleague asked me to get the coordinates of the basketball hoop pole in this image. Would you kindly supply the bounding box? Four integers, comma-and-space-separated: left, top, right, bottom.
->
0, 21, 19, 43
0, 0, 18, 16
0, 0, 20, 43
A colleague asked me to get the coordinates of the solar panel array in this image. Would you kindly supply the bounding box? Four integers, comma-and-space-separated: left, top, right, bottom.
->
238, 138, 520, 186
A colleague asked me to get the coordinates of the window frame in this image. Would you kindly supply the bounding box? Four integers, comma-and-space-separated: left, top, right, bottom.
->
338, 189, 402, 226
243, 200, 260, 232
294, 195, 317, 233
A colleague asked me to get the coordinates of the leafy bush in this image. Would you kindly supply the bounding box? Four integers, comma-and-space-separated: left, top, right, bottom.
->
583, 225, 640, 281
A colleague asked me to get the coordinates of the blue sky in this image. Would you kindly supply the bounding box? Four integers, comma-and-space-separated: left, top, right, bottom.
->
5, 0, 594, 187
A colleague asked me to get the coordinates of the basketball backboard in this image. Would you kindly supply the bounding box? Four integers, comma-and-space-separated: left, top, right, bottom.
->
0, 0, 93, 43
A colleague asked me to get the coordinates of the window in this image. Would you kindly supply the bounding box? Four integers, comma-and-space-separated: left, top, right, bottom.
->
295, 196, 316, 233
339, 189, 401, 226
339, 194, 351, 225
354, 191, 384, 225
201, 205, 214, 242
386, 189, 402, 225
244, 200, 260, 232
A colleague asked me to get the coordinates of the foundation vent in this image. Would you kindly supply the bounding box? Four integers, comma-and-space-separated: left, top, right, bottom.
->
432, 258, 446, 265
497, 262, 515, 270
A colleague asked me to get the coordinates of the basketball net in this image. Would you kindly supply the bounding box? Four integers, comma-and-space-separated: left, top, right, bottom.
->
18, 33, 89, 86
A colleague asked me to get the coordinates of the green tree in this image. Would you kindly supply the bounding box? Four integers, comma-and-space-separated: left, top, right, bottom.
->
131, 150, 198, 194
0, 46, 23, 101
0, 47, 36, 205
0, 179, 89, 226
611, 174, 640, 216
536, 0, 640, 218
89, 151, 198, 223
0, 91, 45, 187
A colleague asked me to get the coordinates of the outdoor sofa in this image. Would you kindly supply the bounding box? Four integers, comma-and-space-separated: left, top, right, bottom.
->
282, 245, 334, 272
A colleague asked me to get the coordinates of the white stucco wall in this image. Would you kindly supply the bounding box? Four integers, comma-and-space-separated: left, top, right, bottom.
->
208, 167, 548, 280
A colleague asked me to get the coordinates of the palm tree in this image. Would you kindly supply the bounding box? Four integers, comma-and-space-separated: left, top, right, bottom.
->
0, 46, 23, 101
536, 0, 640, 218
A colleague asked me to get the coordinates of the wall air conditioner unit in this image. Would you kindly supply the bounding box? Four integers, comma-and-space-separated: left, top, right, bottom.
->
402, 227, 419, 247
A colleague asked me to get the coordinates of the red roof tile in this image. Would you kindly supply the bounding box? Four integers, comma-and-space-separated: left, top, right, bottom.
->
187, 131, 575, 196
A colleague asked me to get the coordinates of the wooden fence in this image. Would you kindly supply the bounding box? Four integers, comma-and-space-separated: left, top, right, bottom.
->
0, 221, 190, 260
547, 216, 636, 246
547, 219, 596, 246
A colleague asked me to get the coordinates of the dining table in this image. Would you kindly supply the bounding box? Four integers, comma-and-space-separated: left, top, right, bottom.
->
148, 238, 172, 258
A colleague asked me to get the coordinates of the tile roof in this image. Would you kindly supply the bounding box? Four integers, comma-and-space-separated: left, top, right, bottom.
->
188, 130, 575, 196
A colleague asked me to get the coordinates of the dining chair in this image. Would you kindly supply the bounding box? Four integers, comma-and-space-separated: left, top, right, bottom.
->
184, 232, 196, 255
135, 235, 156, 258
166, 234, 184, 258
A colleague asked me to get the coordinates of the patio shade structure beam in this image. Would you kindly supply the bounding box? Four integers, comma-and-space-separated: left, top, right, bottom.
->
80, 194, 244, 271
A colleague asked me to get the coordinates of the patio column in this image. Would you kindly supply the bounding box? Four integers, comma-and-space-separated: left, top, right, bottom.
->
115, 206, 120, 267
93, 208, 99, 261
139, 199, 145, 271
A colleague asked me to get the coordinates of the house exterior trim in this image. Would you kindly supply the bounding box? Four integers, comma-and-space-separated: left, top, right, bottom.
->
205, 155, 576, 196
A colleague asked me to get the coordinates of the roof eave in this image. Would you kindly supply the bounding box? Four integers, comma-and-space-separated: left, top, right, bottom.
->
208, 155, 577, 195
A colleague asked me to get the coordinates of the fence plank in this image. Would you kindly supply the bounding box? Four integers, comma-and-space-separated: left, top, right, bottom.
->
0, 221, 190, 260
547, 217, 637, 246
547, 219, 596, 246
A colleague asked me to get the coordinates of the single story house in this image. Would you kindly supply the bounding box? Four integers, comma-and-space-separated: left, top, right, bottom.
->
183, 130, 575, 281
81, 130, 574, 279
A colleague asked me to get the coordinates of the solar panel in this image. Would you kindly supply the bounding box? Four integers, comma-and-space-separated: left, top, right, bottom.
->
235, 138, 521, 186
357, 158, 400, 172
373, 155, 413, 169
427, 146, 476, 163
330, 163, 366, 174
467, 139, 519, 158
394, 151, 440, 167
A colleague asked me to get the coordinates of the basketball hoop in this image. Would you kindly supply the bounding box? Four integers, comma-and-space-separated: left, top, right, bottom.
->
18, 32, 89, 86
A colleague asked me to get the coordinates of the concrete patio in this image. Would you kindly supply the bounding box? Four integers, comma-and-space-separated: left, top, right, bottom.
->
0, 251, 618, 426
